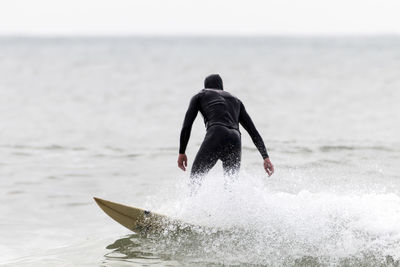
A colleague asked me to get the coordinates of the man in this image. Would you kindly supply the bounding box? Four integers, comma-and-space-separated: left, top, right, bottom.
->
177, 74, 274, 181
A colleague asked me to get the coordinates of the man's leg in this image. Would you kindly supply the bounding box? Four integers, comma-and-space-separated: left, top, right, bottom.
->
191, 150, 218, 177
190, 141, 219, 194
221, 129, 241, 178
222, 147, 241, 177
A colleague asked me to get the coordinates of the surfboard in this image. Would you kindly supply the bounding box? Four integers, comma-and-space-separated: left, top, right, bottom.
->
93, 197, 188, 233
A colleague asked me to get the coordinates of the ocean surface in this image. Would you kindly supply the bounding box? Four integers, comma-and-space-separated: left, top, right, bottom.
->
0, 36, 399, 266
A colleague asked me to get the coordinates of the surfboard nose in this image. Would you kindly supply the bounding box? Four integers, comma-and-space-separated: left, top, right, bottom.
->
93, 197, 108, 208
93, 196, 150, 231
93, 197, 102, 205
92, 197, 197, 234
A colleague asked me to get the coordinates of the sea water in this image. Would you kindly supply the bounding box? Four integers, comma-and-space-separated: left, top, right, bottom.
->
0, 36, 399, 266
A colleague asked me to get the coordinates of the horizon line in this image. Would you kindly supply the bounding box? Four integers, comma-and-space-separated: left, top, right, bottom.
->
1, 32, 400, 39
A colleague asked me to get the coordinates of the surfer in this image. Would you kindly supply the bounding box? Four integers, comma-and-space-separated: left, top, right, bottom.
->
177, 74, 274, 181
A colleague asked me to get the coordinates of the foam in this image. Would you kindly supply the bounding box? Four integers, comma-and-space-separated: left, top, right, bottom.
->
145, 172, 400, 265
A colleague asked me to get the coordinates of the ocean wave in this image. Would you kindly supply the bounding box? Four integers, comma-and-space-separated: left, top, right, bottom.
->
123, 173, 400, 266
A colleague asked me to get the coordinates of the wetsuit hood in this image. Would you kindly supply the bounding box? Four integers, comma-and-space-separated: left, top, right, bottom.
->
204, 74, 223, 90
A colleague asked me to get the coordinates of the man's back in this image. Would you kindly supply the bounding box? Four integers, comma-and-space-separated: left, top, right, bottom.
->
197, 89, 241, 130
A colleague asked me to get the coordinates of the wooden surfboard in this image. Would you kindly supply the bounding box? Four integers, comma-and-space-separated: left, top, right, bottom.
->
93, 197, 188, 233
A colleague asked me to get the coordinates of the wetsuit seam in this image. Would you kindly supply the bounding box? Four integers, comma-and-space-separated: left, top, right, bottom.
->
206, 123, 239, 131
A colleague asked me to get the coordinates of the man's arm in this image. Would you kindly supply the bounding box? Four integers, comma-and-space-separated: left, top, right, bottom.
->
239, 101, 274, 176
239, 101, 269, 159
178, 94, 200, 171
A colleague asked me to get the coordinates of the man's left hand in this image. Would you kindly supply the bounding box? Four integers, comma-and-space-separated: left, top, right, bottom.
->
264, 158, 274, 176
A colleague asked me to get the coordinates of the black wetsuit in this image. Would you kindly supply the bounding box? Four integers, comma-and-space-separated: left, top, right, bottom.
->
179, 74, 269, 178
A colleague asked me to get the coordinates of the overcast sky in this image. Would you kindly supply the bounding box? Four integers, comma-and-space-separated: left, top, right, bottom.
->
1, 0, 400, 36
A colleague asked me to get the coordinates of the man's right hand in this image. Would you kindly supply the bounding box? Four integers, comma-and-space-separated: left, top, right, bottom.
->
177, 154, 188, 171
264, 158, 274, 176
